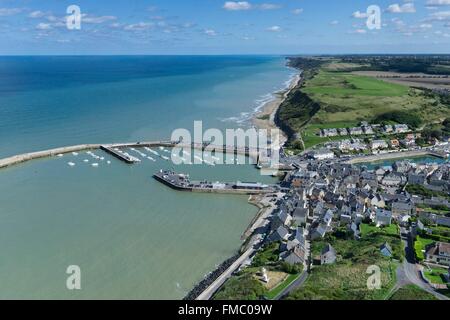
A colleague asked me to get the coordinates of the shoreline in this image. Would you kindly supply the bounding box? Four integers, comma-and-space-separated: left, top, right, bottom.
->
186, 69, 302, 300
251, 72, 302, 147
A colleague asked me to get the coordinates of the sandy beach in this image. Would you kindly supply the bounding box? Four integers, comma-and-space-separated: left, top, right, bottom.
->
252, 73, 301, 146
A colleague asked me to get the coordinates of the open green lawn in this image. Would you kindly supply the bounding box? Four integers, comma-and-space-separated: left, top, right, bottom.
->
360, 223, 399, 238
424, 267, 448, 285
289, 230, 401, 300
303, 71, 409, 97
414, 236, 435, 261
286, 67, 450, 151
265, 273, 301, 300
389, 285, 437, 300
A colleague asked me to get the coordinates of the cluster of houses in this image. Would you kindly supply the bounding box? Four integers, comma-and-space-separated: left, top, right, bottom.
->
320, 122, 409, 138
261, 156, 450, 271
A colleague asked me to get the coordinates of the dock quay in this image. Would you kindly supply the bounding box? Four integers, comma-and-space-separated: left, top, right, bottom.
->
153, 170, 277, 195
100, 145, 140, 164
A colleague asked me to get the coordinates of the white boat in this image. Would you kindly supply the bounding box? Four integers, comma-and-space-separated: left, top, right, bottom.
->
83, 159, 89, 163
163, 149, 171, 154
91, 163, 99, 167
107, 161, 111, 164
72, 152, 79, 156
147, 149, 159, 156
147, 156, 156, 162
68, 162, 76, 167
161, 155, 170, 161
57, 154, 63, 157
159, 146, 164, 150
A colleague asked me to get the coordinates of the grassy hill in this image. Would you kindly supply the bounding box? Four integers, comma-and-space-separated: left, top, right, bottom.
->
280, 58, 450, 152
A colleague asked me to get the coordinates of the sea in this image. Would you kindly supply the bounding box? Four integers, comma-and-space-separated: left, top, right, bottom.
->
0, 56, 295, 299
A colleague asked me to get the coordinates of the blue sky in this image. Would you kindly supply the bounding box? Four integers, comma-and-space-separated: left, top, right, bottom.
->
0, 0, 449, 54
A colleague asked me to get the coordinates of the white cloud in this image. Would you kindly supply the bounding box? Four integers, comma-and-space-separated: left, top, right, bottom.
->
29, 11, 46, 18
386, 3, 416, 13
204, 29, 217, 36
223, 1, 252, 11
0, 7, 23, 16
81, 14, 117, 24
354, 29, 367, 34
124, 22, 154, 31
292, 8, 304, 15
420, 23, 433, 28
330, 20, 339, 25
266, 25, 282, 32
352, 11, 368, 19
428, 10, 450, 20
426, 0, 450, 6
36, 23, 52, 30
259, 3, 282, 10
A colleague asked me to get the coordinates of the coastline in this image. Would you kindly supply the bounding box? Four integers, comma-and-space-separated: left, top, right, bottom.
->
252, 72, 302, 147
186, 70, 302, 300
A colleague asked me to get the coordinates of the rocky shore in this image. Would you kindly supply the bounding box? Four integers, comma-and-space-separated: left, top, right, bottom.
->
182, 253, 241, 300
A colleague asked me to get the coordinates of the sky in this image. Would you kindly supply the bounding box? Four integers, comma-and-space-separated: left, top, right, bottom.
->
0, 0, 450, 55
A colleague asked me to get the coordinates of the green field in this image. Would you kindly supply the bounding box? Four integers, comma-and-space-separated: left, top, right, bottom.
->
304, 69, 446, 125
303, 71, 409, 97
360, 223, 399, 238
424, 267, 448, 285
280, 61, 450, 152
389, 284, 437, 300
287, 228, 401, 300
414, 236, 435, 261
265, 273, 301, 300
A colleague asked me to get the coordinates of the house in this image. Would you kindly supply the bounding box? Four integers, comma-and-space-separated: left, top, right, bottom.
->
292, 207, 308, 225
321, 244, 337, 265
382, 173, 403, 187
321, 128, 338, 137
349, 127, 363, 136
380, 242, 393, 257
436, 216, 450, 228
280, 245, 305, 265
408, 173, 426, 185
311, 223, 329, 240
383, 125, 394, 133
268, 226, 290, 242
425, 242, 450, 267
371, 140, 388, 150
390, 139, 400, 148
370, 194, 386, 208
313, 149, 335, 160
392, 201, 413, 217
338, 128, 349, 136
271, 208, 291, 230
394, 124, 409, 133
363, 126, 374, 135
376, 209, 392, 226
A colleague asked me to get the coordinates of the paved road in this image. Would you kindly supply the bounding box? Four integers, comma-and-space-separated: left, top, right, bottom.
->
394, 228, 449, 300
275, 271, 309, 300
196, 201, 277, 300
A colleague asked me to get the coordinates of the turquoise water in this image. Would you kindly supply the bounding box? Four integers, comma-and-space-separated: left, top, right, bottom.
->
0, 56, 293, 299
360, 156, 448, 170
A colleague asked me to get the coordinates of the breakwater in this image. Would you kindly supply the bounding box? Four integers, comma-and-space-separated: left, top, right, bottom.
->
183, 253, 240, 300
0, 141, 261, 170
